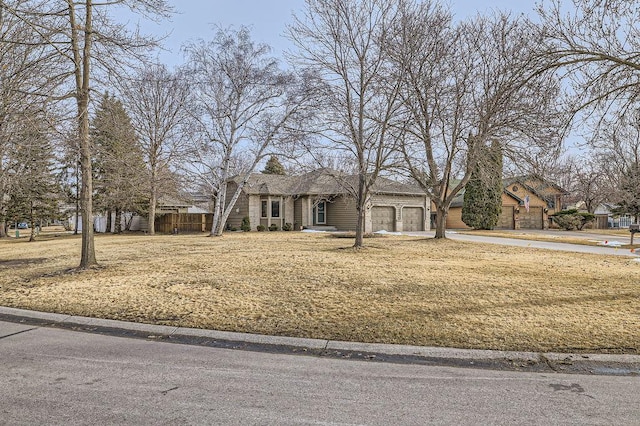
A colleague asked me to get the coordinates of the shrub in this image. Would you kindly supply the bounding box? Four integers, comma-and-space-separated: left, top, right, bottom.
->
269, 223, 278, 231
230, 227, 238, 232
282, 222, 293, 231
551, 209, 595, 231
256, 225, 266, 232
241, 216, 251, 232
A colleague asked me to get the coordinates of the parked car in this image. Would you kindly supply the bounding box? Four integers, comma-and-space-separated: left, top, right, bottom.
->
9, 222, 29, 229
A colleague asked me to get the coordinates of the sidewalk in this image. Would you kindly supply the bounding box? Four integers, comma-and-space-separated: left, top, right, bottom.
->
1, 306, 638, 377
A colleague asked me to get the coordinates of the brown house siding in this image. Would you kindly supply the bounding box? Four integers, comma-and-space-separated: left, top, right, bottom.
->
446, 208, 470, 229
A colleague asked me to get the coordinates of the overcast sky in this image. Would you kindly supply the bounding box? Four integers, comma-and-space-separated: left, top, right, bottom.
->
121, 0, 543, 66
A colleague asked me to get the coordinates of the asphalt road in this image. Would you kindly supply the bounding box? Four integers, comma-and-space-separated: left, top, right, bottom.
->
1, 321, 639, 425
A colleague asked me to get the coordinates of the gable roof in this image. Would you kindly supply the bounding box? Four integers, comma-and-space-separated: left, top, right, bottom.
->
450, 180, 537, 208
503, 174, 568, 198
234, 169, 425, 197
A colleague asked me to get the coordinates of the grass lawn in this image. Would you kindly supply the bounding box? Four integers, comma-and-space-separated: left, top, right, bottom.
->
1, 229, 639, 354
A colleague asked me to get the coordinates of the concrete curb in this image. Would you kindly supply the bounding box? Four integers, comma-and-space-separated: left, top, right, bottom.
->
1, 306, 638, 376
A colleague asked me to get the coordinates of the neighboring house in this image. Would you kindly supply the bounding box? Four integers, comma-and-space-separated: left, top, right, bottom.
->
594, 203, 635, 229
225, 169, 430, 232
71, 198, 202, 233
446, 175, 567, 230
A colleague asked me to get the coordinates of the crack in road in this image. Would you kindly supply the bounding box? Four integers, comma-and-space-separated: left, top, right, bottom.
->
0, 327, 38, 340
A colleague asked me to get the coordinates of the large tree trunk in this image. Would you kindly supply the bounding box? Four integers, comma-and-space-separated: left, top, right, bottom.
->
76, 1, 97, 269
211, 181, 229, 236
434, 205, 448, 239
79, 102, 97, 267
0, 220, 6, 238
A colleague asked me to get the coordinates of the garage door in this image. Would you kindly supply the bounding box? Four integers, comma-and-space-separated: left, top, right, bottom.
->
497, 206, 514, 229
519, 207, 543, 229
371, 206, 395, 232
403, 207, 424, 232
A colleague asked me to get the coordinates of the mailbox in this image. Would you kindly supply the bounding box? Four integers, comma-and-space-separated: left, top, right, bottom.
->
630, 224, 639, 246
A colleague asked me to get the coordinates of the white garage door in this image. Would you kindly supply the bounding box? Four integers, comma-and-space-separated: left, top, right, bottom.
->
372, 206, 395, 232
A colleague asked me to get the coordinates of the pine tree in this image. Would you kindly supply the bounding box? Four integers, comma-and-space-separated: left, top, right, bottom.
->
462, 140, 503, 229
6, 121, 59, 241
91, 93, 146, 233
612, 161, 640, 223
262, 156, 286, 175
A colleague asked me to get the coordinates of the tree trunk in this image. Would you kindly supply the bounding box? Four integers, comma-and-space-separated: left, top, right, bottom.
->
105, 209, 112, 233
74, 164, 80, 235
434, 205, 448, 239
76, 1, 97, 269
28, 202, 35, 242
211, 181, 227, 236
354, 175, 366, 249
114, 208, 122, 234
148, 178, 157, 235
0, 220, 6, 238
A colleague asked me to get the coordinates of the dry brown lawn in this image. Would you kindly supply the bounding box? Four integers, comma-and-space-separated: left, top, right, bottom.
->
1, 230, 638, 354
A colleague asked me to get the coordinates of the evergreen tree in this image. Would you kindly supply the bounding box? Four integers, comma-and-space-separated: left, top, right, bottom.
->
612, 161, 640, 223
6, 121, 59, 241
462, 140, 503, 229
91, 93, 146, 233
262, 155, 286, 175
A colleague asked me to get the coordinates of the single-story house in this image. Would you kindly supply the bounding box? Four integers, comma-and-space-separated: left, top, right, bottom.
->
225, 169, 430, 232
594, 203, 636, 229
446, 174, 567, 230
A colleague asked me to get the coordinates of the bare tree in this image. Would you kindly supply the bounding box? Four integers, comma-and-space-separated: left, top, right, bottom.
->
389, 3, 562, 238
289, 0, 403, 248
185, 26, 316, 237
1, 0, 172, 268
120, 64, 191, 235
539, 0, 640, 127
538, 0, 640, 221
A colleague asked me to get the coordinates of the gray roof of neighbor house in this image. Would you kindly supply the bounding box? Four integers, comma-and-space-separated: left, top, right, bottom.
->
233, 169, 426, 197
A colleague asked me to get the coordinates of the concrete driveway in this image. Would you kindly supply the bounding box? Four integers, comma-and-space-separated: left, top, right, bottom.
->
403, 230, 640, 258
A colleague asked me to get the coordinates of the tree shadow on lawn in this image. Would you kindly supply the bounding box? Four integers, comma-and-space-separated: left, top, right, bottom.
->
0, 258, 49, 268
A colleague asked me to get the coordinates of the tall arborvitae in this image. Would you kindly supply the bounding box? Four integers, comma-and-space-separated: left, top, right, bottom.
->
91, 93, 146, 233
262, 155, 286, 175
462, 140, 503, 229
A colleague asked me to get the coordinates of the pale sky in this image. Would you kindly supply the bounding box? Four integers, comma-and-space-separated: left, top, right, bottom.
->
121, 0, 543, 66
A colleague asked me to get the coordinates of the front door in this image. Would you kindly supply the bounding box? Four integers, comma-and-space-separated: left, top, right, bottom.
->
314, 201, 326, 225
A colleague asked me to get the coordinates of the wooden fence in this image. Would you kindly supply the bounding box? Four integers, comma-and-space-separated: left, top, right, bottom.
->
155, 213, 213, 234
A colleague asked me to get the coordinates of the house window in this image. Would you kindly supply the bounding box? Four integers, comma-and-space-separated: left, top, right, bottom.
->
315, 201, 326, 224
261, 200, 268, 218
271, 200, 280, 218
